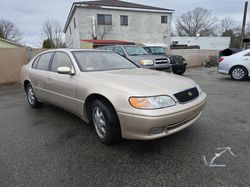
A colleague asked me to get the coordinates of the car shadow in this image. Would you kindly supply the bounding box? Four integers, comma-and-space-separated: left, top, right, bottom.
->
219, 76, 250, 82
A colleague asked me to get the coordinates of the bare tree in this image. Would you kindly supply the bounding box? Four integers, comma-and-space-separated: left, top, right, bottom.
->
175, 7, 217, 37
42, 19, 65, 48
0, 19, 22, 42
218, 17, 234, 36
97, 25, 113, 40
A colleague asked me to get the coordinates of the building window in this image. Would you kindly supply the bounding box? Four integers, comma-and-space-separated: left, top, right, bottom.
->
161, 16, 168, 24
120, 15, 128, 26
97, 14, 112, 25
69, 26, 72, 35
74, 18, 76, 29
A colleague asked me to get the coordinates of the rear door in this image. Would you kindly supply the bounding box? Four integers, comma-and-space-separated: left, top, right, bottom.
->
30, 52, 54, 101
46, 52, 78, 113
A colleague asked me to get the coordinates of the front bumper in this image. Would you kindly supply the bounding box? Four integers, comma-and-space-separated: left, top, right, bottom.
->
146, 64, 172, 72
117, 93, 206, 140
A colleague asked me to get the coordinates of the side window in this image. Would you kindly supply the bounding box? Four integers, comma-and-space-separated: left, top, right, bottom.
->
51, 52, 73, 72
97, 14, 112, 25
36, 53, 53, 71
120, 15, 128, 26
32, 56, 40, 69
114, 47, 125, 56
105, 46, 114, 51
161, 16, 168, 24
144, 48, 151, 54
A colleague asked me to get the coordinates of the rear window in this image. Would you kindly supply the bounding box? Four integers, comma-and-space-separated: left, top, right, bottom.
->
36, 53, 53, 71
32, 56, 40, 69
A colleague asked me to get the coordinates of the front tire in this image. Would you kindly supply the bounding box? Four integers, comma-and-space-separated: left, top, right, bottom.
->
230, 66, 248, 81
25, 83, 43, 108
172, 67, 186, 75
91, 99, 121, 145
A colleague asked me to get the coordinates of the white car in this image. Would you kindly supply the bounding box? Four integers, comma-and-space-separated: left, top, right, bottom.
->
218, 49, 250, 80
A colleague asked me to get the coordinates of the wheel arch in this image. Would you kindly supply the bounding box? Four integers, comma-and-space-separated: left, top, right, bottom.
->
229, 65, 249, 75
24, 80, 31, 92
84, 93, 118, 122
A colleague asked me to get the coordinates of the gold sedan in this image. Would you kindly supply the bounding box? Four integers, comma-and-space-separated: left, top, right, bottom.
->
21, 49, 206, 145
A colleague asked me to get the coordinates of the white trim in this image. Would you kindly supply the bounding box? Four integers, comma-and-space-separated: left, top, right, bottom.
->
100, 6, 174, 13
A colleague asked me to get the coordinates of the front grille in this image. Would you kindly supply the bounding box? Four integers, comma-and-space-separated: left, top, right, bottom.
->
155, 58, 169, 65
174, 87, 199, 103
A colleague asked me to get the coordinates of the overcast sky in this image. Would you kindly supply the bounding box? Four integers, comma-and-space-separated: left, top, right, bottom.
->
0, 0, 248, 47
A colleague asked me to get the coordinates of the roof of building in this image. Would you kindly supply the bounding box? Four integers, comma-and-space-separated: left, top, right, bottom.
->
0, 38, 24, 48
76, 0, 174, 11
64, 0, 174, 32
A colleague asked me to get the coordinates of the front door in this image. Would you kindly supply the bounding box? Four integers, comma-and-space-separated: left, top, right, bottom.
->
46, 52, 79, 113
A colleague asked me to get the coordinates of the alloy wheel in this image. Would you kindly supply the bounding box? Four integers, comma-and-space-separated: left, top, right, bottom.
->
232, 68, 245, 80
27, 86, 35, 105
93, 107, 107, 139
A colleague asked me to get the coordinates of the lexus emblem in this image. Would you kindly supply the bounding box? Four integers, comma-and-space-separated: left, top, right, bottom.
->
188, 92, 193, 97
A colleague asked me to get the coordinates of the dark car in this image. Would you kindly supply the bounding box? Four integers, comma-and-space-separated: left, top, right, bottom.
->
97, 45, 172, 72
143, 46, 187, 75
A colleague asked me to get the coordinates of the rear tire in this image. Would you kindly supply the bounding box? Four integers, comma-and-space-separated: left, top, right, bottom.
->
91, 99, 121, 145
25, 83, 43, 108
230, 66, 248, 81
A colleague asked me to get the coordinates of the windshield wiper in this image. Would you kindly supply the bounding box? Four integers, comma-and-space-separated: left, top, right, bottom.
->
130, 54, 148, 56
129, 54, 140, 56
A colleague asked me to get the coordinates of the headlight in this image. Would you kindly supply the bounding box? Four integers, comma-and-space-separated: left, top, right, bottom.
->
196, 84, 203, 94
140, 60, 154, 66
129, 96, 176, 109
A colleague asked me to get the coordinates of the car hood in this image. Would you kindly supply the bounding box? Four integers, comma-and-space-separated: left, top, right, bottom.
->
82, 68, 196, 96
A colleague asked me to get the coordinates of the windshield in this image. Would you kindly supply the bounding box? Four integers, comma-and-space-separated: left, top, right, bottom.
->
124, 46, 149, 56
72, 51, 138, 72
150, 47, 166, 55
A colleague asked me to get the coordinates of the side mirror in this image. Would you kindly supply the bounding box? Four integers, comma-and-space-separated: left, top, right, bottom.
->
57, 66, 75, 75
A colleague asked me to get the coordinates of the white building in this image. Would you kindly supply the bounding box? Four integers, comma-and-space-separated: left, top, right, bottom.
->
64, 0, 174, 48
171, 37, 231, 50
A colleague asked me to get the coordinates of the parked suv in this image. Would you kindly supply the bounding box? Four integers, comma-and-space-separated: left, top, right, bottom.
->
97, 45, 172, 72
143, 46, 187, 75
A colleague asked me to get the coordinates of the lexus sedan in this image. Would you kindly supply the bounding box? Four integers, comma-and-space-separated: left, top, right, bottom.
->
218, 48, 250, 80
20, 49, 207, 145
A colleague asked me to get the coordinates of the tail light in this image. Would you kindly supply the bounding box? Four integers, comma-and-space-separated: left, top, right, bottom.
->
219, 58, 224, 62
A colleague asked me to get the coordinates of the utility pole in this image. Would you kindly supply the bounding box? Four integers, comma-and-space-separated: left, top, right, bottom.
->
240, 1, 248, 49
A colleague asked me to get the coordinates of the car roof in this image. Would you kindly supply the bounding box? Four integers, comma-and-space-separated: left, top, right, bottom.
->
98, 45, 137, 48
39, 48, 114, 53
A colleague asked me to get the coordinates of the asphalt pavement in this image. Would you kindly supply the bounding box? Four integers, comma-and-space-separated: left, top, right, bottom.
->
0, 67, 249, 187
